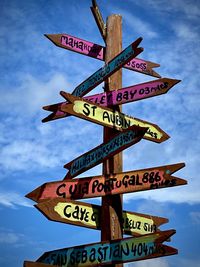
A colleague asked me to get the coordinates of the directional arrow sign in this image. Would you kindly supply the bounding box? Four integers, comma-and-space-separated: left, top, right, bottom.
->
35, 198, 168, 236
66, 125, 146, 178
42, 78, 180, 122
71, 37, 143, 97
59, 91, 169, 143
35, 230, 177, 266
45, 33, 161, 77
26, 163, 187, 202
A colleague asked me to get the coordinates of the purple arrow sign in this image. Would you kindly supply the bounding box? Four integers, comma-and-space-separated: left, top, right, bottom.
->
42, 78, 180, 123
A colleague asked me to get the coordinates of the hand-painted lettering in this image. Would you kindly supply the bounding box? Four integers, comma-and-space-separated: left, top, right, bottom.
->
54, 203, 100, 228
39, 237, 158, 266
56, 183, 66, 198
68, 129, 135, 176
73, 100, 162, 140
53, 169, 179, 204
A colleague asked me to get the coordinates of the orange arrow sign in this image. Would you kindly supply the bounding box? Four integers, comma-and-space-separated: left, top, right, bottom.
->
35, 198, 168, 236
26, 163, 187, 202
33, 230, 177, 266
58, 91, 169, 143
42, 78, 180, 123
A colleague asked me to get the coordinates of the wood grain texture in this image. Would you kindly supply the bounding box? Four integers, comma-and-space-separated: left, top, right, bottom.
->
101, 18, 123, 267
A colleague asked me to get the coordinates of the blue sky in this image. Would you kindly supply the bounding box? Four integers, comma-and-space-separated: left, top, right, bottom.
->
0, 0, 200, 266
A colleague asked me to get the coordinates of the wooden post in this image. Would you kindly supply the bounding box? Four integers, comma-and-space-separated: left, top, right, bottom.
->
101, 15, 123, 267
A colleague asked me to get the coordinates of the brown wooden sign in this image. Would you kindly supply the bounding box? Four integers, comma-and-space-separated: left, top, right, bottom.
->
57, 91, 169, 143
90, 0, 106, 41
65, 125, 146, 178
71, 37, 143, 97
26, 163, 187, 202
42, 78, 180, 123
44, 33, 161, 77
35, 198, 168, 236
32, 230, 177, 266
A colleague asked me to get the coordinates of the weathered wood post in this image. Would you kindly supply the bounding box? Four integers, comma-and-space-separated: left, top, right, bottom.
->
101, 14, 123, 267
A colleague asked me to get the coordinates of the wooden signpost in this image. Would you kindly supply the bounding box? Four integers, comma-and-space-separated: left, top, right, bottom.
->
26, 163, 187, 202
35, 198, 168, 236
58, 91, 169, 143
35, 230, 177, 266
90, 0, 106, 41
45, 33, 161, 78
24, 0, 187, 266
42, 78, 180, 122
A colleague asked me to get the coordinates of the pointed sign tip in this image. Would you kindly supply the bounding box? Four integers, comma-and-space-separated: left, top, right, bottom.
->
25, 186, 43, 203
60, 90, 69, 100
44, 34, 53, 41
25, 192, 36, 202
174, 79, 182, 84
154, 73, 162, 78
156, 229, 176, 243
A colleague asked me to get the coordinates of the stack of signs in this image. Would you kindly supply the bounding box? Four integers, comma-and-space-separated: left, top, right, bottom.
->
24, 1, 187, 266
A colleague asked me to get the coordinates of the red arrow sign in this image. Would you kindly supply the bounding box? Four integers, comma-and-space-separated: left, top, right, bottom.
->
33, 230, 177, 266
42, 78, 180, 123
26, 163, 187, 202
57, 91, 169, 143
45, 33, 160, 77
35, 198, 168, 236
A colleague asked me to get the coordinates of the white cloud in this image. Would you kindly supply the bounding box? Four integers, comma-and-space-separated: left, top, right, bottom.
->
126, 257, 169, 267
124, 186, 199, 205
0, 140, 60, 171
0, 232, 22, 244
0, 191, 32, 208
172, 23, 199, 40
175, 258, 200, 267
0, 72, 71, 116
190, 211, 200, 225
123, 12, 158, 38
134, 0, 200, 21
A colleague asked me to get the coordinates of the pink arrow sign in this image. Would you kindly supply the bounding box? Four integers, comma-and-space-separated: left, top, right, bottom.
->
45, 33, 161, 77
42, 78, 180, 123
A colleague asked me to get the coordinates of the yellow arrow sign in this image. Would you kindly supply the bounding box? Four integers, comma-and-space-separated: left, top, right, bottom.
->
60, 91, 169, 143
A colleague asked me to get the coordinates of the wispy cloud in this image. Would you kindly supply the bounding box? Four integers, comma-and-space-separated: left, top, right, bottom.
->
0, 191, 32, 208
126, 257, 169, 267
122, 12, 158, 38
0, 231, 23, 244
190, 211, 200, 225
133, 0, 200, 20
172, 22, 199, 40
